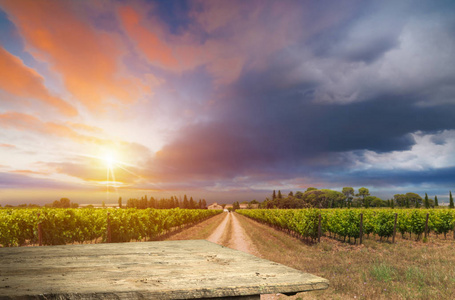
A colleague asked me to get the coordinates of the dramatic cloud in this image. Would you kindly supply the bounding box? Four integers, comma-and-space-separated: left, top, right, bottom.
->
1, 0, 455, 204
1, 0, 149, 112
0, 47, 77, 116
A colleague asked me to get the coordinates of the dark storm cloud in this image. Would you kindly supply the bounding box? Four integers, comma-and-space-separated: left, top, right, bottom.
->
148, 0, 455, 193
317, 166, 455, 199
308, 1, 406, 64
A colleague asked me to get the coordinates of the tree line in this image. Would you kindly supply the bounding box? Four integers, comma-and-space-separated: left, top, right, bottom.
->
120, 195, 208, 210
259, 188, 455, 209
0, 198, 80, 208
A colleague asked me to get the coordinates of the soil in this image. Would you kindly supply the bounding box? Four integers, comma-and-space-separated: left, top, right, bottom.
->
206, 212, 282, 300
207, 212, 260, 256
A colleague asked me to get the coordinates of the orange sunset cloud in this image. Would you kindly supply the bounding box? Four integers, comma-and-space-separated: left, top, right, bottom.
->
0, 46, 77, 116
1, 0, 149, 112
118, 5, 178, 69
0, 112, 106, 145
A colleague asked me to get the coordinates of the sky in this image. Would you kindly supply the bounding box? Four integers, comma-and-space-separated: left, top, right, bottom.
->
1, 0, 455, 205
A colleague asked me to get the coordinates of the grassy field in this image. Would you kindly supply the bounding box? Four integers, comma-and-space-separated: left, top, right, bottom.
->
167, 212, 455, 299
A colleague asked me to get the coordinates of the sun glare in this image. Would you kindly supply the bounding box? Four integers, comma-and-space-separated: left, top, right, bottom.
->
104, 153, 115, 168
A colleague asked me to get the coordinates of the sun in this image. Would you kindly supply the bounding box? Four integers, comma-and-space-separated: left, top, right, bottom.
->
103, 152, 116, 168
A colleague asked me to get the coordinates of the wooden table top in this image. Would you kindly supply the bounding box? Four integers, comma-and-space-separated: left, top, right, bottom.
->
0, 240, 328, 299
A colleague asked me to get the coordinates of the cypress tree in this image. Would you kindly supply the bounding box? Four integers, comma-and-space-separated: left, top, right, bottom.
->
435, 195, 439, 207
450, 191, 454, 209
424, 193, 430, 209
391, 199, 394, 209
277, 190, 282, 199
272, 190, 276, 199
183, 195, 189, 209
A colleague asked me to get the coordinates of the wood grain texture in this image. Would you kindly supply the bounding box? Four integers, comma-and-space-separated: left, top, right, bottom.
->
0, 240, 328, 299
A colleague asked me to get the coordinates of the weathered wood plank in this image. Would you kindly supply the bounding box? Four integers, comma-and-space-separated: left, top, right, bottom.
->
0, 240, 328, 299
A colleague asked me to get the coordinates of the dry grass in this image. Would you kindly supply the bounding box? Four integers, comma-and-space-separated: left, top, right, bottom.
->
164, 211, 455, 299
234, 213, 455, 300
166, 212, 226, 241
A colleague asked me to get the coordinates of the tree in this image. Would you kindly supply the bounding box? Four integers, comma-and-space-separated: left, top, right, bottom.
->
424, 193, 430, 208
118, 197, 122, 208
306, 187, 317, 192
367, 196, 385, 207
394, 194, 406, 207
189, 197, 196, 209
435, 195, 439, 207
272, 190, 276, 200
342, 187, 354, 207
102, 201, 106, 208
294, 191, 304, 199
277, 190, 282, 199
357, 187, 370, 207
300, 189, 344, 208
405, 193, 422, 208
450, 191, 454, 209
51, 198, 73, 208
183, 195, 189, 209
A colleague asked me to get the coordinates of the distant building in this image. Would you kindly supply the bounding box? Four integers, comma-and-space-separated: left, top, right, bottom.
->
208, 202, 223, 210
225, 204, 259, 210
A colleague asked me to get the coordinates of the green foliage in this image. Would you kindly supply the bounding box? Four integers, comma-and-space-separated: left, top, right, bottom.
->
0, 208, 222, 247
450, 191, 454, 209
430, 210, 454, 238
237, 209, 322, 241
370, 262, 397, 282
409, 210, 425, 238
48, 198, 76, 208
238, 208, 455, 244
424, 193, 430, 209
394, 193, 423, 208
374, 211, 395, 239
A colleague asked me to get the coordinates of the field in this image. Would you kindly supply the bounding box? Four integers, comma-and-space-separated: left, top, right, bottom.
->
167, 210, 455, 299
2, 207, 455, 299
0, 208, 222, 246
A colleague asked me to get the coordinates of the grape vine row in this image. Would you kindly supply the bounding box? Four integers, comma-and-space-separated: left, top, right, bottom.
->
0, 208, 222, 247
237, 209, 455, 243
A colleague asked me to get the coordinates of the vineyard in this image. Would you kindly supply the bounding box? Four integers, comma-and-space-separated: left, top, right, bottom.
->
0, 208, 222, 247
237, 208, 455, 243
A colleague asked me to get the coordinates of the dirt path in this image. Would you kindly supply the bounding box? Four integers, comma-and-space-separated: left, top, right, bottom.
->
207, 212, 260, 257
206, 213, 280, 299
206, 212, 230, 244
